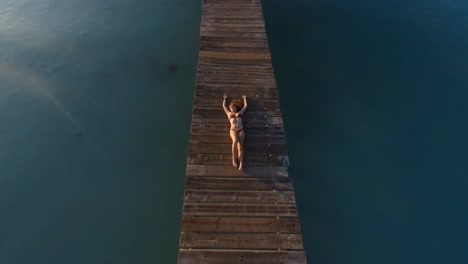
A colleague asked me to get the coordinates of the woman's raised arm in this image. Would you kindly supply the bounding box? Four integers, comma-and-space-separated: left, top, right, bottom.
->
222, 93, 230, 115
239, 94, 248, 114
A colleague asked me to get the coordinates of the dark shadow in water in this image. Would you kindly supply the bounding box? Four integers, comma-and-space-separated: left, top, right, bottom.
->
167, 63, 179, 73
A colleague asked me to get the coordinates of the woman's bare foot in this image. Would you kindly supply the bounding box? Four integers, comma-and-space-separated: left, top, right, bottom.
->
232, 159, 238, 167
238, 162, 243, 171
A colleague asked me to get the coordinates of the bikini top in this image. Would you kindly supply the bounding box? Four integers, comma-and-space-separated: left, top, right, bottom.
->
229, 113, 242, 119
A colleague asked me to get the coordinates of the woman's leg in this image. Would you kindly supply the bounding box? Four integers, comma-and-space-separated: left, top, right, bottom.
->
230, 130, 238, 167
238, 130, 245, 170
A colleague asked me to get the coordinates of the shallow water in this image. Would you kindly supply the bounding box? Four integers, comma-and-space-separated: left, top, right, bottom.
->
1, 0, 467, 263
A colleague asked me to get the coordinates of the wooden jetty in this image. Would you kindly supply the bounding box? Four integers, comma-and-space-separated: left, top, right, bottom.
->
178, 0, 307, 263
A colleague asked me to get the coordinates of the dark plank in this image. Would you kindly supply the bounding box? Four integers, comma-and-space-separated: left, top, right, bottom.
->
188, 143, 288, 156
193, 107, 281, 117
200, 36, 268, 42
200, 31, 268, 39
196, 77, 277, 86
197, 70, 274, 79
200, 45, 270, 53
187, 153, 289, 166
193, 98, 281, 110
190, 134, 285, 144
199, 50, 271, 60
201, 26, 266, 33
200, 22, 266, 28
191, 116, 284, 126
203, 1, 261, 5
198, 57, 272, 65
195, 89, 278, 98
200, 43, 271, 53
186, 164, 289, 177
181, 216, 302, 233
202, 17, 264, 23
202, 14, 264, 20
190, 123, 285, 135
183, 203, 298, 217
197, 63, 273, 71
179, 250, 306, 264
185, 176, 292, 190
196, 83, 277, 91
180, 232, 303, 250
203, 0, 261, 4
184, 190, 295, 203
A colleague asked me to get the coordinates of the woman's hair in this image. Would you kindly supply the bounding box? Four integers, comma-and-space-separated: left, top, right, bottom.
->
229, 99, 244, 110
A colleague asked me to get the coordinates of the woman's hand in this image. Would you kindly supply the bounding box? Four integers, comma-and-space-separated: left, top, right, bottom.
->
242, 94, 247, 99
223, 93, 228, 99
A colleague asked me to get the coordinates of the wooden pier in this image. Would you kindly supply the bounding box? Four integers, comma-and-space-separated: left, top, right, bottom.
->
178, 0, 307, 263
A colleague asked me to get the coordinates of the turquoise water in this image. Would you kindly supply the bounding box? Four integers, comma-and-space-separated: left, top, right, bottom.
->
0, 0, 466, 263
1, 1, 200, 263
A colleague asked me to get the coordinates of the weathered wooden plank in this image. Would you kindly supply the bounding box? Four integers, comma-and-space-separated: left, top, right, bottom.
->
203, 0, 261, 4
200, 36, 268, 43
180, 232, 303, 250
199, 46, 270, 53
190, 123, 284, 135
203, 0, 258, 2
185, 165, 288, 178
201, 26, 266, 33
197, 70, 274, 79
197, 92, 277, 101
195, 79, 278, 87
195, 89, 278, 99
187, 153, 289, 166
196, 87, 278, 95
202, 14, 264, 19
200, 32, 268, 40
192, 108, 281, 118
199, 51, 271, 60
202, 3, 261, 9
200, 37, 268, 44
193, 98, 281, 109
188, 143, 288, 156
202, 18, 265, 25
192, 115, 283, 123
184, 203, 298, 217
196, 77, 276, 87
181, 217, 302, 233
203, 1, 260, 4
184, 190, 295, 203
196, 84, 277, 92
185, 164, 289, 177
203, 6, 261, 11
198, 57, 272, 66
203, 1, 260, 5
197, 63, 273, 71
191, 116, 284, 127
190, 134, 285, 145
185, 176, 292, 190
186, 155, 285, 166
203, 3, 260, 7
200, 41, 270, 50
200, 22, 266, 28
179, 250, 306, 264
203, 7, 261, 11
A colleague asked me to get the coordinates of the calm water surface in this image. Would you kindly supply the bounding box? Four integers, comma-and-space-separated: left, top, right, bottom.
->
1, 0, 466, 263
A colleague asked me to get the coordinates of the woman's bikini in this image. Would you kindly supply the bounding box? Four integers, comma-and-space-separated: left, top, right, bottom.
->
229, 113, 243, 134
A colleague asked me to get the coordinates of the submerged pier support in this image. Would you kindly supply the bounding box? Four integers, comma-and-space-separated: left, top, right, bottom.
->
178, 0, 307, 263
